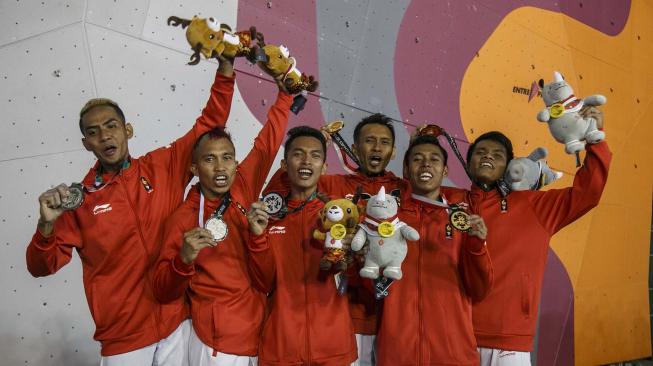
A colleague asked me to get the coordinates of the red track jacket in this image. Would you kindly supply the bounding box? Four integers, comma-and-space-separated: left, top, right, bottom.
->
152, 91, 292, 356
26, 72, 236, 356
465, 141, 611, 351
264, 170, 405, 335
247, 198, 358, 366
376, 191, 493, 366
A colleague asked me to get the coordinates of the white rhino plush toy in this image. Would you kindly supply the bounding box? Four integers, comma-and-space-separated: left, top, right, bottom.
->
351, 186, 419, 280
537, 71, 606, 155
504, 147, 563, 191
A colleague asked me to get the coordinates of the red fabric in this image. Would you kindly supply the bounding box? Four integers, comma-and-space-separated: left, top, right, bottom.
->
375, 191, 493, 366
459, 141, 612, 352
152, 91, 292, 356
263, 170, 406, 335
25, 72, 236, 356
247, 198, 358, 366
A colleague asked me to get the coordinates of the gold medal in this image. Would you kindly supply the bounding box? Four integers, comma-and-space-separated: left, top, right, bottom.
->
323, 120, 344, 134
378, 221, 395, 237
449, 210, 471, 232
330, 224, 347, 240
549, 103, 564, 118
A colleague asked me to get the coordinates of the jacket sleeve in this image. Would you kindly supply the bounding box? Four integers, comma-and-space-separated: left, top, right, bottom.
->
26, 212, 82, 277
246, 232, 276, 293
459, 235, 493, 303
237, 91, 293, 202
531, 141, 612, 234
152, 217, 195, 303
144, 71, 236, 191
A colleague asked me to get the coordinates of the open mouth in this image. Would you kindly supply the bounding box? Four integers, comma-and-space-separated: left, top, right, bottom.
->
479, 161, 494, 170
103, 145, 117, 157
368, 155, 383, 167
214, 174, 229, 187
298, 168, 313, 179
418, 172, 433, 182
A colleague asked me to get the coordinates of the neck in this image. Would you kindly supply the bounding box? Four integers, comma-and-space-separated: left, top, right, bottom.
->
199, 185, 226, 201
100, 155, 129, 173
413, 187, 441, 202
289, 185, 317, 201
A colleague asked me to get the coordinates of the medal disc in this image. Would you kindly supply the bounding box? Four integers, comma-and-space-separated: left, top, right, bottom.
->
330, 224, 347, 240
262, 192, 284, 215
378, 222, 395, 238
549, 103, 565, 118
450, 210, 471, 232
205, 216, 228, 242
323, 120, 344, 134
61, 183, 84, 211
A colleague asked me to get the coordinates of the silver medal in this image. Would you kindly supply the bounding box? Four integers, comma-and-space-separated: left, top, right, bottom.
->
61, 183, 84, 211
262, 192, 283, 215
205, 216, 228, 242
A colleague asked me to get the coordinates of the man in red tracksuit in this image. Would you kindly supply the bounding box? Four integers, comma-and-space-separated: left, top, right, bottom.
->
246, 126, 358, 366
151, 79, 292, 366
462, 107, 611, 365
376, 134, 493, 366
263, 113, 404, 365
26, 57, 237, 364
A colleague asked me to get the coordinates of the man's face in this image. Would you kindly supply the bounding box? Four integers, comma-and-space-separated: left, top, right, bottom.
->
403, 143, 448, 198
190, 137, 238, 200
468, 139, 508, 186
81, 106, 133, 171
282, 136, 327, 192
353, 123, 396, 176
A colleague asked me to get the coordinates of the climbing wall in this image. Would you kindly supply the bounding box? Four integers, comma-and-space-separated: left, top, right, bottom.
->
0, 1, 651, 365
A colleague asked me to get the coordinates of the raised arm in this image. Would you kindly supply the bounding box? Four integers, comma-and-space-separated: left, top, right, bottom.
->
146, 58, 238, 191
459, 215, 493, 302
245, 202, 276, 293
152, 216, 201, 303
26, 184, 82, 277
237, 86, 292, 201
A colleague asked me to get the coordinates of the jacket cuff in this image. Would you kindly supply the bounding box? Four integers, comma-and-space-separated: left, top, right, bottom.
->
248, 232, 269, 252
172, 255, 195, 276
464, 235, 487, 254
32, 229, 57, 251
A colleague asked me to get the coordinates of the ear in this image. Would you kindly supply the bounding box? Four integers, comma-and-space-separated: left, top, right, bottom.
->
320, 162, 328, 176
390, 146, 396, 161
402, 163, 409, 179
538, 79, 544, 88
125, 122, 134, 139
190, 163, 198, 177
443, 165, 448, 177
81, 137, 91, 152
280, 159, 287, 172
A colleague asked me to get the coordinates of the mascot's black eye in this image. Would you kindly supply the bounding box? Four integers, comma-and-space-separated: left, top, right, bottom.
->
347, 208, 352, 213
209, 34, 215, 39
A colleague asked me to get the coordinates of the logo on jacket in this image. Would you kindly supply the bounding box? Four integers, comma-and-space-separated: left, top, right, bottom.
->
93, 203, 112, 215
268, 226, 286, 234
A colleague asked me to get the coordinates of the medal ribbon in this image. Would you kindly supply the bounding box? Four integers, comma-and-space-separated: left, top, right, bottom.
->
86, 158, 131, 193
330, 131, 361, 172
271, 190, 318, 219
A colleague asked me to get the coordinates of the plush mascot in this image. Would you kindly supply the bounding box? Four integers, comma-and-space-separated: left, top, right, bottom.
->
167, 15, 260, 64
313, 198, 361, 272
504, 147, 563, 191
537, 71, 606, 165
249, 33, 318, 114
351, 186, 419, 280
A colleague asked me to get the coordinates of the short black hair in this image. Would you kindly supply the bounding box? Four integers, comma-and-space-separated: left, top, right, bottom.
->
284, 126, 327, 161
192, 127, 234, 162
78, 99, 126, 134
403, 135, 448, 167
353, 113, 395, 145
466, 131, 514, 164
